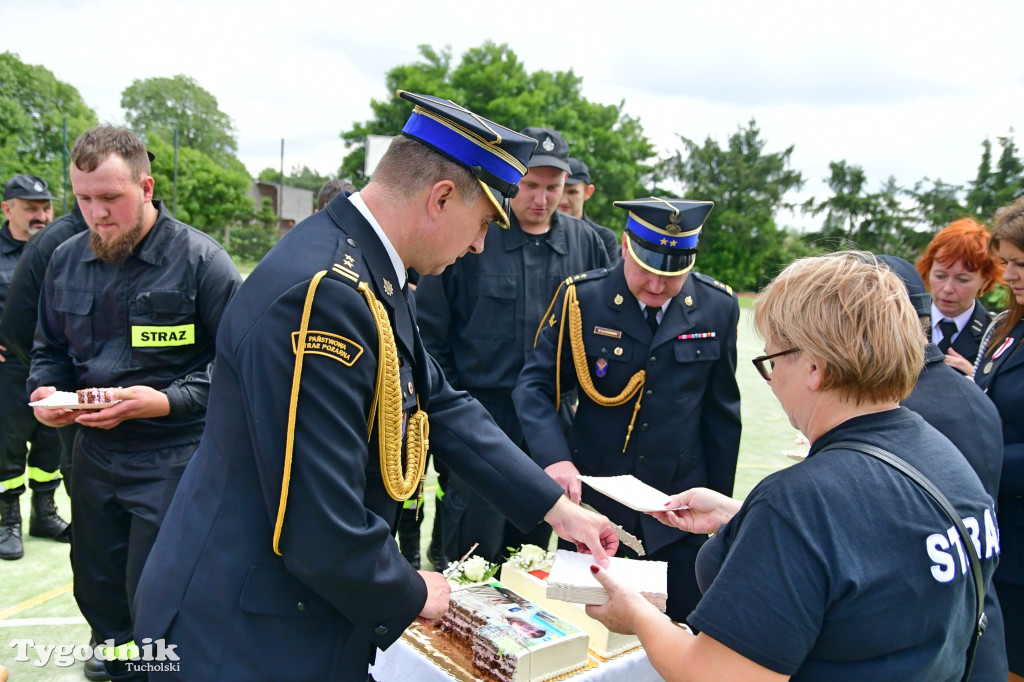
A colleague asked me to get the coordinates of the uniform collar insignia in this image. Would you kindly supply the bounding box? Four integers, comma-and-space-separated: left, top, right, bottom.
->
383, 278, 394, 297
684, 295, 693, 307
613, 294, 624, 306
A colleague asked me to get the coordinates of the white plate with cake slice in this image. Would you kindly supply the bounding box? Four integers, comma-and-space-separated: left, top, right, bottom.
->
29, 389, 121, 410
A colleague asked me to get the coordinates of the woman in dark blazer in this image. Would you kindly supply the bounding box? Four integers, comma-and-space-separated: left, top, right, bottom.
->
974, 197, 1024, 681
917, 218, 1003, 374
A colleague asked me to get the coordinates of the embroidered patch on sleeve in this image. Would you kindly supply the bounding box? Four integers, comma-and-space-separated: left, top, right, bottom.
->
291, 331, 364, 366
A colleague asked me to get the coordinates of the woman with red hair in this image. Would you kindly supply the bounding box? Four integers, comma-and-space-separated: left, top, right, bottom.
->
916, 218, 1004, 374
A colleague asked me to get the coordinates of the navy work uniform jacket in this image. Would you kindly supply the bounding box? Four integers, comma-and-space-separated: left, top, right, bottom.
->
946, 299, 991, 367
28, 201, 240, 450
902, 341, 1008, 681
133, 194, 563, 680
976, 319, 1024, 590
513, 263, 741, 555
0, 204, 88, 366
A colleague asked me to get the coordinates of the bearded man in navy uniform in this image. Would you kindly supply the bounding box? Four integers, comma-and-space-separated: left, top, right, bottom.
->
133, 92, 617, 681
514, 197, 741, 625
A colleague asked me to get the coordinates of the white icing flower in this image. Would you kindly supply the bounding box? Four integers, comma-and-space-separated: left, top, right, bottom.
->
461, 556, 491, 582
517, 544, 547, 564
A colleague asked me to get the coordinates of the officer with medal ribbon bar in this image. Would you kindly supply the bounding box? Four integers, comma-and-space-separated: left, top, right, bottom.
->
514, 197, 742, 625
133, 91, 618, 681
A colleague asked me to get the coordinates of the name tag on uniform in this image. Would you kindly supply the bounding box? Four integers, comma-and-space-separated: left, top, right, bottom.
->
593, 326, 622, 338
132, 324, 195, 347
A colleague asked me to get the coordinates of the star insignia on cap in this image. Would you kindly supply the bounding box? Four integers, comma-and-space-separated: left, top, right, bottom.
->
684, 295, 693, 307
383, 279, 394, 297
614, 294, 624, 305
670, 239, 678, 247
660, 238, 668, 245
542, 137, 555, 152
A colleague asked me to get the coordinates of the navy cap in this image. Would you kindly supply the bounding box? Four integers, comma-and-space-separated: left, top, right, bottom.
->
520, 127, 571, 174
615, 197, 714, 276
567, 158, 590, 185
877, 254, 932, 318
397, 90, 537, 229
4, 174, 57, 202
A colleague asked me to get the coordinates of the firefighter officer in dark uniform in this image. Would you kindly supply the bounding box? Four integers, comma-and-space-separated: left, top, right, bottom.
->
132, 92, 617, 681
0, 174, 67, 561
415, 126, 611, 564
514, 197, 742, 625
29, 127, 242, 681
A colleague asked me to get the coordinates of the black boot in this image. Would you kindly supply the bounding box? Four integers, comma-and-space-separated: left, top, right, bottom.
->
397, 508, 422, 570
427, 511, 448, 571
84, 632, 109, 681
0, 498, 23, 560
28, 489, 70, 542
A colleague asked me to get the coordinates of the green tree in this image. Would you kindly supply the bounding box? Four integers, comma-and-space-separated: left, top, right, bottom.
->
145, 135, 255, 242
802, 161, 873, 247
121, 75, 237, 163
258, 164, 334, 206
964, 135, 1023, 221
339, 42, 654, 227
804, 164, 923, 259
226, 196, 278, 263
660, 119, 806, 290
0, 52, 97, 208
907, 177, 966, 231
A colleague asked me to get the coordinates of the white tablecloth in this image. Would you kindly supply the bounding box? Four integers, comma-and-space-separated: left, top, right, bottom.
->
369, 637, 663, 681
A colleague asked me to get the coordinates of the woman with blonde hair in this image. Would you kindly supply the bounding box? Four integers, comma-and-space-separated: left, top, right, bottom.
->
974, 197, 1024, 681
586, 252, 999, 682
916, 218, 1003, 373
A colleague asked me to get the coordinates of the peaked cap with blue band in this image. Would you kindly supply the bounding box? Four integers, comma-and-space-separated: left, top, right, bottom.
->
614, 197, 715, 276
397, 90, 537, 228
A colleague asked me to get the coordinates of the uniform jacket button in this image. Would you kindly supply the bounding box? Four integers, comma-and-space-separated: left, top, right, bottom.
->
640, 423, 649, 432
296, 601, 307, 611
374, 625, 389, 636
645, 389, 653, 397
649, 356, 657, 364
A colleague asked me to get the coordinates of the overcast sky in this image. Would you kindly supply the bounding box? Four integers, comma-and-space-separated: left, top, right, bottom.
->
6, 0, 1023, 229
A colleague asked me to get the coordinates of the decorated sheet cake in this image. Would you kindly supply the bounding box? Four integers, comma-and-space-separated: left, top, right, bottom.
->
411, 580, 589, 682
499, 546, 640, 659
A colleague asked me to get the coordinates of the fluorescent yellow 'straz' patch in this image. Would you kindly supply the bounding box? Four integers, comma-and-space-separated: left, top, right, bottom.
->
291, 331, 363, 366
132, 324, 195, 347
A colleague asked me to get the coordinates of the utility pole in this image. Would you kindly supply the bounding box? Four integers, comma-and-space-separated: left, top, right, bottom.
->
173, 127, 180, 217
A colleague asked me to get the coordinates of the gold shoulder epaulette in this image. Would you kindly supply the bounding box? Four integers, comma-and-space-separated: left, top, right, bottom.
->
694, 272, 735, 297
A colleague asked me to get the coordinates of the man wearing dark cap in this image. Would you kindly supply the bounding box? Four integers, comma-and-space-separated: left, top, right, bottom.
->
0, 175, 68, 560
559, 157, 620, 263
878, 253, 1009, 681
415, 126, 611, 565
132, 93, 617, 680
514, 197, 742, 625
